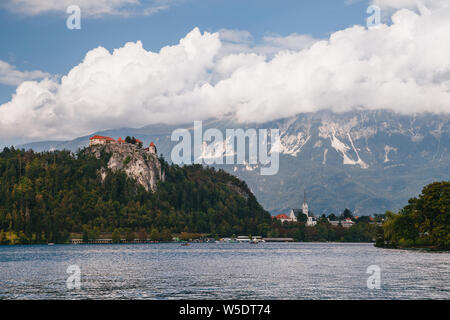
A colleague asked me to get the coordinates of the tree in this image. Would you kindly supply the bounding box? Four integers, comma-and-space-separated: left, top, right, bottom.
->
293, 225, 305, 242
341, 208, 353, 220
380, 181, 449, 249
316, 223, 329, 241
297, 213, 307, 223
160, 228, 172, 242
375, 226, 384, 247
88, 226, 100, 241
357, 216, 371, 223
150, 228, 160, 241
304, 227, 318, 241
137, 229, 148, 241
125, 230, 135, 242
328, 213, 337, 221
112, 229, 121, 243
0, 231, 9, 245
82, 229, 89, 243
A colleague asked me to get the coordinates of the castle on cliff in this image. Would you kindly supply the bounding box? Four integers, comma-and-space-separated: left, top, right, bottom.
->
89, 135, 157, 154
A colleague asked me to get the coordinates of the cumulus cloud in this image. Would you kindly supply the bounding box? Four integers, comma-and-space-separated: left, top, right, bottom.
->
0, 60, 51, 86
372, 0, 449, 11
0, 2, 449, 142
218, 29, 319, 57
0, 0, 176, 17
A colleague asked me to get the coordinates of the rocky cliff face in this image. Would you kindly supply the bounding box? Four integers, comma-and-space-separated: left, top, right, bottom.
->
88, 143, 163, 192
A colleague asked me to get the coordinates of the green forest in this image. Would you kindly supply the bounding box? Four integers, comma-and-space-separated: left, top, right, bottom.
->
0, 147, 272, 244
0, 146, 447, 247
376, 181, 449, 250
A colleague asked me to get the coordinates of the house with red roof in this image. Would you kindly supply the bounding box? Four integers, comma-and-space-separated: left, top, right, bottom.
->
89, 135, 116, 146
273, 213, 293, 223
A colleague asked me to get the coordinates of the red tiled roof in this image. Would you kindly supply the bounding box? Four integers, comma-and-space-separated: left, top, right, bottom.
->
117, 137, 125, 143
136, 139, 143, 144
150, 142, 155, 147
90, 135, 116, 142
275, 214, 289, 220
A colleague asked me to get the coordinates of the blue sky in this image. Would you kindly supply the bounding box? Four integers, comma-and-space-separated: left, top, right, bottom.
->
1, 0, 447, 146
0, 0, 371, 104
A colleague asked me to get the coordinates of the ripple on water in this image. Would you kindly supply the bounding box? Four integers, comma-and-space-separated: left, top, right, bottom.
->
0, 243, 448, 299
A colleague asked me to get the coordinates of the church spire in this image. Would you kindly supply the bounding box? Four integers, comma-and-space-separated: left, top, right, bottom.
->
302, 190, 309, 217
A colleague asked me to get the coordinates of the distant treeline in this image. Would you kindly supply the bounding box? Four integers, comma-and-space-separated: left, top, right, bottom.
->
375, 181, 449, 250
0, 147, 272, 244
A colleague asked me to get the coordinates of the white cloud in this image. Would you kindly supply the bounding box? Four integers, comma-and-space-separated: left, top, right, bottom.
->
0, 2, 449, 142
0, 0, 176, 17
0, 60, 51, 86
218, 29, 319, 57
372, 0, 449, 11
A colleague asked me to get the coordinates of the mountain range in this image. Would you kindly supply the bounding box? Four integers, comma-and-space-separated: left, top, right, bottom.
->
18, 110, 450, 215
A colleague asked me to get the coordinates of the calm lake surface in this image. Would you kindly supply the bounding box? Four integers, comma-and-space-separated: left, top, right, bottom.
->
0, 243, 448, 300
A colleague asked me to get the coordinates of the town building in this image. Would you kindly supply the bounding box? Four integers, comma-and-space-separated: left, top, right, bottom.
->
89, 135, 117, 146
329, 218, 355, 228
341, 218, 355, 228
273, 213, 292, 223
273, 191, 317, 225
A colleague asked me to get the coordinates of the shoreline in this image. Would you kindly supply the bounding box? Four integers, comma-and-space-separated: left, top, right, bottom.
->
1, 241, 377, 246
375, 245, 449, 252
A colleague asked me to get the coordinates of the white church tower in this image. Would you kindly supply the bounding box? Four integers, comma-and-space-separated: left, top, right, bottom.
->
302, 190, 309, 216
303, 190, 316, 226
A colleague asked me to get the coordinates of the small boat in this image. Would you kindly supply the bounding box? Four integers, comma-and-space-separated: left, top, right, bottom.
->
48, 243, 55, 246
181, 243, 190, 246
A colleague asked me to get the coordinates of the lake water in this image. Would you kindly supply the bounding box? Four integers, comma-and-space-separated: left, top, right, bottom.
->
0, 243, 448, 300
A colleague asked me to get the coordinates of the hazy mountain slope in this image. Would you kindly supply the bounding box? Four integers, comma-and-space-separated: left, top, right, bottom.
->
18, 110, 450, 215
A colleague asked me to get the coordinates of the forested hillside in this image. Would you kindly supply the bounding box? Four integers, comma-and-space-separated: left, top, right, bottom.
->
0, 147, 272, 244
376, 181, 449, 250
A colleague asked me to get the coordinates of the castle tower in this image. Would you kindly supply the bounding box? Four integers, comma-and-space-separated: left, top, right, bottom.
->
149, 142, 157, 154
